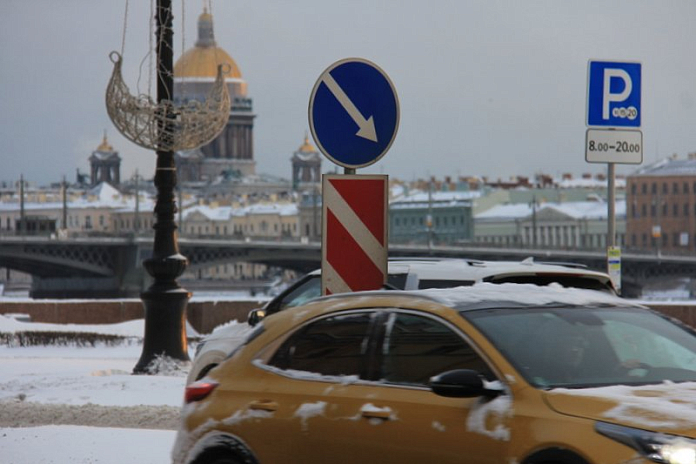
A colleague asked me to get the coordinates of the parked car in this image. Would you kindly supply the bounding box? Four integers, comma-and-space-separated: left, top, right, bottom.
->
174, 283, 696, 464
186, 257, 616, 384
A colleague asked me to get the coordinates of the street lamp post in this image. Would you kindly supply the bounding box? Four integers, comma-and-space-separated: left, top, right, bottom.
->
133, 0, 190, 374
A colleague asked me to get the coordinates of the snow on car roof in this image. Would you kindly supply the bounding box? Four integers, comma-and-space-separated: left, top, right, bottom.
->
309, 282, 636, 313
416, 282, 636, 309
310, 257, 610, 281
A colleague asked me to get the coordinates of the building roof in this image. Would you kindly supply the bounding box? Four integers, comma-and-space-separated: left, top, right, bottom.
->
390, 190, 480, 210
296, 134, 317, 154
96, 134, 113, 152
630, 156, 696, 177
173, 9, 243, 80
182, 202, 299, 221
0, 182, 154, 213
475, 200, 625, 221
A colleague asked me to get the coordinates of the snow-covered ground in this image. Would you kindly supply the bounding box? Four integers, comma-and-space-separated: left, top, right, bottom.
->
0, 315, 194, 464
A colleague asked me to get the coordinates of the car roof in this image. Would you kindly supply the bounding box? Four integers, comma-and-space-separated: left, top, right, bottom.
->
274, 283, 639, 324
390, 257, 609, 280
306, 257, 612, 284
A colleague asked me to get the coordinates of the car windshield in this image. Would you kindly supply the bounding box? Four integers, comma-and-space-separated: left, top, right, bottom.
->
463, 305, 696, 389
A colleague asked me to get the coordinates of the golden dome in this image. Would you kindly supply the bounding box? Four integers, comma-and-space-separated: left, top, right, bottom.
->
298, 133, 317, 153
96, 133, 113, 152
173, 9, 242, 80
174, 47, 242, 79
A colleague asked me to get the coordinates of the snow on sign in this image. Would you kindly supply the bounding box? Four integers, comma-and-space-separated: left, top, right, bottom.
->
321, 174, 388, 295
309, 58, 399, 169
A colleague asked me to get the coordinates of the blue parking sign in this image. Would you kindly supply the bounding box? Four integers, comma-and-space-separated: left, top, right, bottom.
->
587, 61, 641, 128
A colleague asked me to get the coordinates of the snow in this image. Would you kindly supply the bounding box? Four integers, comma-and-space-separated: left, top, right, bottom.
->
552, 382, 696, 430
0, 317, 188, 463
1, 426, 175, 464
432, 420, 446, 432
475, 200, 625, 221
465, 395, 513, 441
251, 358, 360, 385
294, 401, 327, 430
421, 282, 631, 308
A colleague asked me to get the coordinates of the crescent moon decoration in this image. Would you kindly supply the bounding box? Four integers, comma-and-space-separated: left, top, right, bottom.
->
105, 51, 230, 152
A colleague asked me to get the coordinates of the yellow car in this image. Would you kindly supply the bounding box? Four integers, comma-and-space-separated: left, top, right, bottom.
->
173, 283, 696, 464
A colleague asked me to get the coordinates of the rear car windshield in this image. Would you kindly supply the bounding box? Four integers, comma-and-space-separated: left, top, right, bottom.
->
418, 279, 475, 289
485, 275, 614, 293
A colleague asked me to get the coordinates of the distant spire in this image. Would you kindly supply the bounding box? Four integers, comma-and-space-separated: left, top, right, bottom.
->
196, 6, 216, 47
299, 132, 317, 153
97, 131, 113, 152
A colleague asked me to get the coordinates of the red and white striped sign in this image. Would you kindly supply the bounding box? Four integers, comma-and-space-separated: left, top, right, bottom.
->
321, 174, 388, 295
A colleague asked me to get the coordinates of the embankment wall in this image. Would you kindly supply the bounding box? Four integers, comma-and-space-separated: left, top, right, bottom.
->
0, 299, 266, 335
1, 300, 695, 334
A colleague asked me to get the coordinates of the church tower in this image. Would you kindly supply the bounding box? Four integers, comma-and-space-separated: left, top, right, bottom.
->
291, 134, 322, 191
173, 8, 255, 181
89, 133, 121, 188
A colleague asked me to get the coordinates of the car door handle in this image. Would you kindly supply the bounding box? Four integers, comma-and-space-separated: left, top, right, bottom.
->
361, 409, 391, 420
249, 400, 278, 412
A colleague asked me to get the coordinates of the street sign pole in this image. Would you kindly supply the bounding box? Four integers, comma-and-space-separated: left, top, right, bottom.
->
608, 162, 615, 248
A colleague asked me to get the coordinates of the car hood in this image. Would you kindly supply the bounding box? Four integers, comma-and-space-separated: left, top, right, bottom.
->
202, 320, 254, 342
543, 382, 696, 437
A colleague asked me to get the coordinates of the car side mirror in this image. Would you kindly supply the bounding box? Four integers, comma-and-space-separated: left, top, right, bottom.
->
247, 309, 266, 327
429, 369, 501, 398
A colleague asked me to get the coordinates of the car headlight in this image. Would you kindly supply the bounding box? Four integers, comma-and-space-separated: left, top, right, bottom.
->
596, 422, 696, 464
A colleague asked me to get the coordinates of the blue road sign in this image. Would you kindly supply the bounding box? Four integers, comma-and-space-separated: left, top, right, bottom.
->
587, 61, 641, 128
309, 58, 400, 169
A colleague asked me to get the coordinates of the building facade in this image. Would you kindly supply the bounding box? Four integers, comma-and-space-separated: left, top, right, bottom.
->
475, 200, 625, 250
89, 134, 121, 188
174, 9, 255, 181
626, 155, 696, 253
291, 135, 322, 192
389, 190, 477, 245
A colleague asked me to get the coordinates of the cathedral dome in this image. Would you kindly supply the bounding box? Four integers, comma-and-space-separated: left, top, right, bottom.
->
298, 134, 317, 154
96, 133, 113, 152
174, 9, 242, 80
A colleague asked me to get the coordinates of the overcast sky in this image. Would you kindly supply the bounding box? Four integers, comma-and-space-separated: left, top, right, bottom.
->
1, 0, 695, 186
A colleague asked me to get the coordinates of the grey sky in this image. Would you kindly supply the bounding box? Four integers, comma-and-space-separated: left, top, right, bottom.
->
1, 0, 695, 186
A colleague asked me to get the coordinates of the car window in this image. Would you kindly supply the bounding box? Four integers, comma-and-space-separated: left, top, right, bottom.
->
269, 275, 322, 315
465, 306, 696, 388
604, 319, 696, 369
387, 272, 409, 289
379, 312, 494, 386
268, 312, 375, 378
417, 279, 474, 289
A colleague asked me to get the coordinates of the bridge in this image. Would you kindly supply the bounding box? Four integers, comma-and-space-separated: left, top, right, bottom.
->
0, 235, 694, 298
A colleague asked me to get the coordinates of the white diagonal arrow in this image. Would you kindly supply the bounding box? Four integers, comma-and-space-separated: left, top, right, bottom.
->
321, 71, 378, 143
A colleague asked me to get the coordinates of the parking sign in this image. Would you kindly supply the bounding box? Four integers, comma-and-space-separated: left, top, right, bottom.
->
587, 61, 641, 128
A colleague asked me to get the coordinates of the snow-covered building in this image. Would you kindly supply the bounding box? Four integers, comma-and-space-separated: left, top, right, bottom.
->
474, 200, 626, 250
181, 202, 300, 241
0, 182, 154, 237
389, 190, 480, 244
